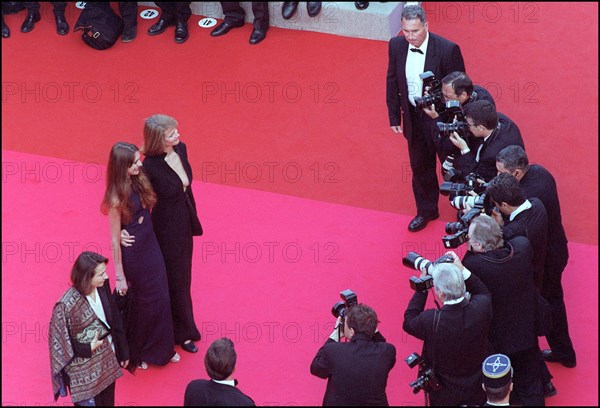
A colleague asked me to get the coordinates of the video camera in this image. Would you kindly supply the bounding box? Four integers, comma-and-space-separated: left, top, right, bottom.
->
405, 352, 442, 394
331, 289, 358, 319
414, 72, 446, 113
402, 252, 454, 291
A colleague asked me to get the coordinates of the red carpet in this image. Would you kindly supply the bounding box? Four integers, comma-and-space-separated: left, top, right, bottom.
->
2, 2, 598, 406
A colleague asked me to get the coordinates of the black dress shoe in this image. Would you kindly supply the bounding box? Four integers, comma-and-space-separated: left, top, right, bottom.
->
282, 1, 299, 20
210, 20, 244, 37
2, 18, 9, 38
544, 381, 558, 398
542, 349, 577, 368
122, 25, 137, 42
148, 18, 174, 36
307, 2, 322, 17
355, 2, 369, 10
20, 12, 41, 33
174, 21, 189, 43
408, 213, 439, 232
181, 341, 198, 353
55, 14, 69, 35
249, 28, 266, 45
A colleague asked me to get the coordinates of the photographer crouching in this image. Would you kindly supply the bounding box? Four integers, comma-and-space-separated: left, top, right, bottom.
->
310, 295, 396, 406
403, 253, 492, 406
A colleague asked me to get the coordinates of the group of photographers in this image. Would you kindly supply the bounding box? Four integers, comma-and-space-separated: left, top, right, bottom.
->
397, 109, 574, 405
311, 49, 575, 408
308, 114, 574, 406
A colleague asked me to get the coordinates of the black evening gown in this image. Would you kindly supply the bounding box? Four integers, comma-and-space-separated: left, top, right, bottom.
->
143, 141, 202, 345
121, 191, 176, 366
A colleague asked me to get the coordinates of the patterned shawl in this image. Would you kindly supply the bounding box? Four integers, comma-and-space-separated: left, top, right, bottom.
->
49, 287, 122, 403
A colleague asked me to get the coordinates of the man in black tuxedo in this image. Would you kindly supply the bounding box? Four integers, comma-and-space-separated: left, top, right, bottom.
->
496, 145, 576, 369
386, 4, 466, 232
462, 215, 544, 406
450, 100, 524, 183
403, 260, 492, 406
310, 304, 396, 406
184, 337, 255, 406
486, 173, 548, 291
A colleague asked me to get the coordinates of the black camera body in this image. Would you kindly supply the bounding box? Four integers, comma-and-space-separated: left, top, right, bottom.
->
331, 289, 358, 318
440, 173, 488, 199
405, 352, 443, 394
414, 71, 446, 113
442, 192, 493, 248
409, 275, 434, 292
403, 252, 454, 290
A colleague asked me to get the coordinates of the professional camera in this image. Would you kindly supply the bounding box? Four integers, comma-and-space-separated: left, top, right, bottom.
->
414, 71, 446, 113
403, 252, 454, 291
442, 193, 492, 248
440, 173, 488, 199
405, 352, 442, 394
331, 289, 358, 319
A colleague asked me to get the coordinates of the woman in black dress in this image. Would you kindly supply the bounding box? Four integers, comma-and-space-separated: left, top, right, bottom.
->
101, 142, 179, 369
132, 114, 202, 353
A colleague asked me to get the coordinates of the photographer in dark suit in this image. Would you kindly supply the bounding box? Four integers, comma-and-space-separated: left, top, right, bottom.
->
486, 173, 548, 291
310, 304, 396, 406
184, 337, 255, 406
386, 4, 466, 232
423, 71, 496, 179
496, 145, 576, 369
450, 100, 524, 182
403, 260, 492, 406
462, 215, 544, 405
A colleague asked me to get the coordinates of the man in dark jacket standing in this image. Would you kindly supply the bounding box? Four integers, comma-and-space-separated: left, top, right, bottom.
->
462, 215, 544, 405
386, 4, 466, 232
403, 260, 492, 406
496, 145, 576, 369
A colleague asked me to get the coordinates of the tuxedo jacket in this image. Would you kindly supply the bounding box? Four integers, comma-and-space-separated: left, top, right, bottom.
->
520, 164, 569, 267
184, 379, 255, 406
462, 237, 538, 354
455, 112, 524, 182
386, 32, 465, 142
310, 332, 396, 406
403, 274, 492, 406
502, 198, 548, 291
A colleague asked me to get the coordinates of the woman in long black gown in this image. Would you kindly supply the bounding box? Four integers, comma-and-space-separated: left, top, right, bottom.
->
101, 142, 179, 368
135, 114, 202, 353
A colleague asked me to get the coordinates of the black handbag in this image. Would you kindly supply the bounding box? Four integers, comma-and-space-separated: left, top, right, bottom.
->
74, 3, 123, 50
534, 293, 552, 336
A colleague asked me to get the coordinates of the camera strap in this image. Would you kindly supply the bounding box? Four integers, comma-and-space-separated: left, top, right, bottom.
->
431, 310, 441, 375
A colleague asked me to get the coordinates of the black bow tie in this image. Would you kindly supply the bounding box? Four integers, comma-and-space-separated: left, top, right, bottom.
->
410, 48, 424, 54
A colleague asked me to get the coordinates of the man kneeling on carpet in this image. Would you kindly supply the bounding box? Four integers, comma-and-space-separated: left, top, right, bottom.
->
310, 303, 397, 406
184, 337, 255, 406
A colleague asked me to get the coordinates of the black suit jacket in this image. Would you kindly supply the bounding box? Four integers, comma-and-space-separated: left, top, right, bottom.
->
455, 112, 524, 182
143, 141, 202, 259
502, 198, 548, 291
310, 332, 396, 406
520, 164, 569, 268
73, 280, 129, 364
462, 237, 537, 354
403, 274, 492, 406
386, 32, 465, 142
184, 379, 255, 406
